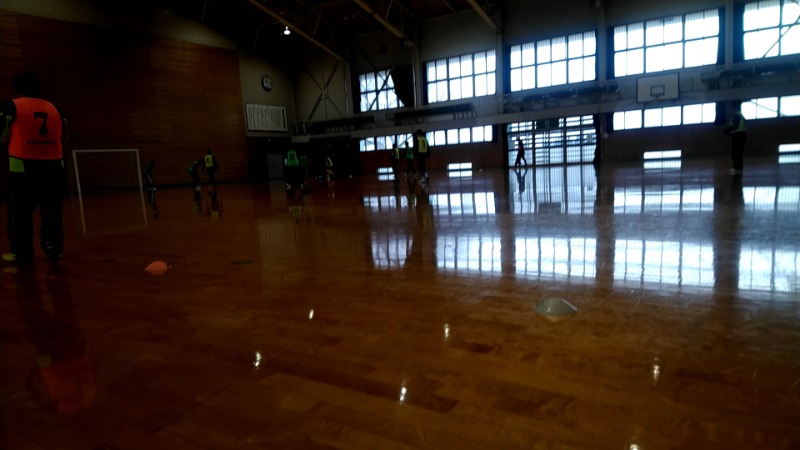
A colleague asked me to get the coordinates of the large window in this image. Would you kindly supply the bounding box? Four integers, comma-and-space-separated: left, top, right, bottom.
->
359, 70, 404, 112
359, 126, 493, 152
508, 116, 596, 165
359, 133, 413, 152
614, 9, 720, 77
426, 126, 494, 147
426, 50, 496, 103
742, 95, 800, 119
510, 31, 596, 92
613, 103, 717, 130
743, 0, 800, 60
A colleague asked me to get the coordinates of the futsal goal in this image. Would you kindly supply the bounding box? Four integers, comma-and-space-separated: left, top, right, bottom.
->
71, 148, 148, 235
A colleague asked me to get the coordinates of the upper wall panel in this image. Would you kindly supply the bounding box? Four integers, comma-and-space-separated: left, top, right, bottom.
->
604, 0, 726, 27
419, 13, 496, 63
504, 0, 598, 45
1, 0, 235, 49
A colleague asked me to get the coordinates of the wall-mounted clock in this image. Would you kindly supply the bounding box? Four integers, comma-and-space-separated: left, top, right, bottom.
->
261, 75, 273, 92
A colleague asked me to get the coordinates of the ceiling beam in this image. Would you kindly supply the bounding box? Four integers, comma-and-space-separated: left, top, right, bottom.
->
388, 0, 418, 23
350, 0, 406, 40
465, 0, 501, 32
440, 0, 457, 14
245, 0, 344, 60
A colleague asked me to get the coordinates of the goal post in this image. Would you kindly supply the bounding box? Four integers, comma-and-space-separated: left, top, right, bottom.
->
71, 148, 148, 235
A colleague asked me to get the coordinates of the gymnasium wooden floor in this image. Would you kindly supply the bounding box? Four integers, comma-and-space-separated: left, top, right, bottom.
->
1, 157, 798, 450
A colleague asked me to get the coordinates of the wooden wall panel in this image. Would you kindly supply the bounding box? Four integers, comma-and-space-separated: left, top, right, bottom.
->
0, 11, 248, 195
0, 12, 25, 197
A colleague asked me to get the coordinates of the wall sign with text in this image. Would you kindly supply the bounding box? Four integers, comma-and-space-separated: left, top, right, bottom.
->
245, 104, 288, 132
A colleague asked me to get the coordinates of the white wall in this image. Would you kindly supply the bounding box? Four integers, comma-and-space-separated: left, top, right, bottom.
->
294, 51, 349, 123
238, 50, 295, 137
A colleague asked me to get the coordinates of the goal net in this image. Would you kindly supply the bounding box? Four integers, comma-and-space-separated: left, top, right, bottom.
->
71, 149, 148, 235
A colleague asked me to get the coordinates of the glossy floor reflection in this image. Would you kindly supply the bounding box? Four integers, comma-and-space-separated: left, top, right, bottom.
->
1, 157, 798, 449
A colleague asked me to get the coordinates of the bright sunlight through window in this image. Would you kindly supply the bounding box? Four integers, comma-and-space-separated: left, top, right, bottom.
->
614, 9, 719, 77
743, 0, 800, 60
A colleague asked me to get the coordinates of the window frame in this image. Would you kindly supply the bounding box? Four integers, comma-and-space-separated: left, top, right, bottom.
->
358, 69, 404, 112
612, 103, 717, 131
613, 8, 721, 78
742, 0, 800, 60
510, 31, 597, 92
358, 126, 494, 153
425, 50, 497, 104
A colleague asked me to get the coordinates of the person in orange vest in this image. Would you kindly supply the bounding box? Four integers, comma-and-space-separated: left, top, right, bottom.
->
1, 71, 69, 263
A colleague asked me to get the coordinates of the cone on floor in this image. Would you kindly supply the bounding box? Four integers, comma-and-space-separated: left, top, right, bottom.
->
534, 297, 577, 321
145, 260, 170, 275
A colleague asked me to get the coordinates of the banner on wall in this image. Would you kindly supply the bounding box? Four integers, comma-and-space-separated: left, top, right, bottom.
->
245, 104, 288, 132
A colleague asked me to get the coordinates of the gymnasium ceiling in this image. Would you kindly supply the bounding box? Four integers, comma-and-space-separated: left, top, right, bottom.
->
159, 0, 500, 61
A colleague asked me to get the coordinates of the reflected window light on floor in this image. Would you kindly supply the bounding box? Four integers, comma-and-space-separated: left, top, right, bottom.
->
567, 166, 597, 214
437, 234, 502, 274
743, 186, 800, 212
615, 186, 714, 213
448, 162, 473, 178
363, 195, 408, 211
736, 184, 798, 294
377, 167, 394, 181
515, 237, 597, 281
515, 165, 597, 215
643, 149, 682, 170
430, 192, 496, 216
614, 240, 715, 289
371, 233, 411, 269
679, 188, 715, 211
509, 169, 534, 214
739, 247, 799, 293
363, 174, 797, 292
778, 143, 800, 164
364, 192, 497, 215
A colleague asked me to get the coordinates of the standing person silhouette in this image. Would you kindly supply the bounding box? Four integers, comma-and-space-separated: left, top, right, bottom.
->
514, 137, 528, 167
404, 143, 416, 182
724, 101, 748, 175
142, 159, 155, 191
203, 148, 219, 188
413, 129, 430, 185
391, 143, 401, 179
188, 157, 203, 205
1, 71, 69, 263
142, 159, 159, 218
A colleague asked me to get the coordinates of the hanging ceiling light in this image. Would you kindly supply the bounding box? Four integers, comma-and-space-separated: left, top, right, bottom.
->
283, 25, 290, 35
